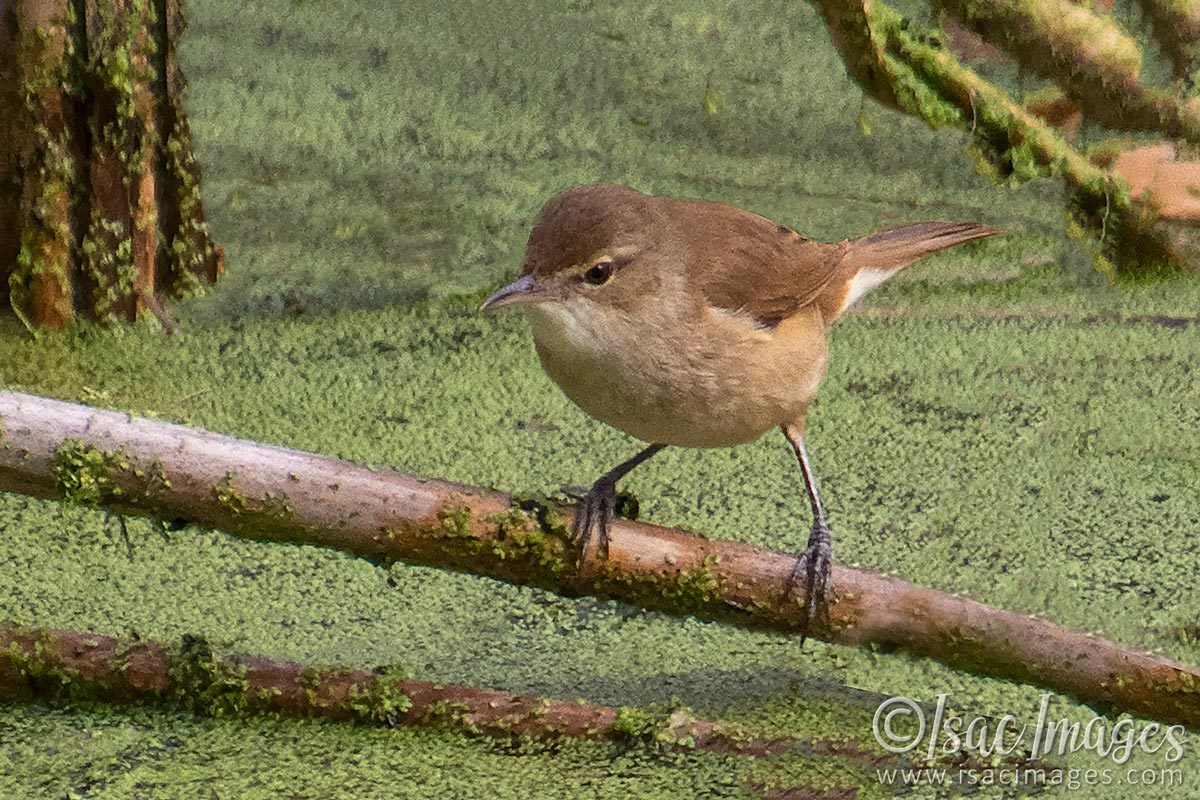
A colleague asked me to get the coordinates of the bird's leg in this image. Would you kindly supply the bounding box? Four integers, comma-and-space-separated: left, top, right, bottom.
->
781, 423, 833, 639
573, 443, 665, 577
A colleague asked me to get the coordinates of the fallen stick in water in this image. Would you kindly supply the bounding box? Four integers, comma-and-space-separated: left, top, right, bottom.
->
2, 390, 1198, 727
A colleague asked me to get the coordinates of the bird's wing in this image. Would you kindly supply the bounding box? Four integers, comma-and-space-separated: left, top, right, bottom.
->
671, 198, 851, 328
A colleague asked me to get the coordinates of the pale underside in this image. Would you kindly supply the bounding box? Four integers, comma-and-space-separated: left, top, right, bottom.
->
528, 295, 829, 448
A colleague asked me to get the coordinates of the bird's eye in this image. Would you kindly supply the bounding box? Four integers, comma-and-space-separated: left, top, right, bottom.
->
584, 261, 614, 285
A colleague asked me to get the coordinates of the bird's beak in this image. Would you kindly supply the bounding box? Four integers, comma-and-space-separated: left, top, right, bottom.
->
480, 274, 540, 313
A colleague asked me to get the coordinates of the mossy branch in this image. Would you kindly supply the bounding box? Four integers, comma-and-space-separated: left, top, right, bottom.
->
935, 0, 1200, 141
809, 0, 1193, 277
1136, 0, 1200, 81
3, 390, 1200, 728
0, 623, 799, 756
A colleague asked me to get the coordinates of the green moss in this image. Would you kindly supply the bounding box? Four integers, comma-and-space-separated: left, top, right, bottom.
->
345, 665, 413, 723
169, 634, 250, 717
260, 489, 295, 520
419, 504, 492, 563
250, 686, 283, 707
293, 663, 414, 726
81, 217, 135, 323
213, 471, 247, 514
483, 504, 530, 534
611, 705, 657, 739
610, 704, 703, 749
436, 504, 473, 538
209, 473, 295, 524
414, 500, 573, 580
599, 553, 724, 616
485, 498, 572, 578
8, 121, 77, 328
667, 554, 723, 607
866, 1, 1178, 277
296, 666, 338, 711
507, 528, 567, 578
1, 631, 84, 702
420, 699, 479, 733
52, 440, 128, 506
164, 115, 223, 298
148, 460, 172, 492
5, 287, 1200, 795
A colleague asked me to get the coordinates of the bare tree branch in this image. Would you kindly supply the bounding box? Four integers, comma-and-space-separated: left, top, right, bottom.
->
2, 390, 1199, 728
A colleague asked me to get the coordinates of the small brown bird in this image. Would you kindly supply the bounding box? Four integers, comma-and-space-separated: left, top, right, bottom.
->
481, 184, 1001, 631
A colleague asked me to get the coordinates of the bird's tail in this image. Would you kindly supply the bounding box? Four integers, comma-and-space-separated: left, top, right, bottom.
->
817, 221, 1003, 322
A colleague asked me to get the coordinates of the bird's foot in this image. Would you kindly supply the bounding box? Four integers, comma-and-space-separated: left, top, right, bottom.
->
571, 478, 618, 583
787, 519, 833, 642
562, 485, 639, 520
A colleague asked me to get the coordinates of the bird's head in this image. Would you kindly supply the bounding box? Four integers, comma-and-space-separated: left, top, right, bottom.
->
480, 184, 672, 317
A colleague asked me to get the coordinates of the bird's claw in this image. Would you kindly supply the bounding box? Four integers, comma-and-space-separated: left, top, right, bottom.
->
787, 519, 833, 641
562, 484, 639, 521
572, 479, 617, 580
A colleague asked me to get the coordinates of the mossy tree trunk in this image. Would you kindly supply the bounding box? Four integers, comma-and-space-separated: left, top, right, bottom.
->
0, 0, 222, 330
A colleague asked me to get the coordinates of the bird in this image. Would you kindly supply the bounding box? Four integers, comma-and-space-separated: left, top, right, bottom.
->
480, 184, 1002, 634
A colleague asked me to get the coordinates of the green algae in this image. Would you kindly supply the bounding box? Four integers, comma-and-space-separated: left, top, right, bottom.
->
213, 471, 247, 514
170, 634, 251, 717
3, 296, 1200, 796
344, 665, 413, 723
0, 0, 1199, 794
52, 440, 128, 506
0, 703, 754, 799
598, 553, 725, 617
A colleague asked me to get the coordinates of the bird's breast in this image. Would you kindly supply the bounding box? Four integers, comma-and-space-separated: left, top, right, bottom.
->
527, 300, 828, 447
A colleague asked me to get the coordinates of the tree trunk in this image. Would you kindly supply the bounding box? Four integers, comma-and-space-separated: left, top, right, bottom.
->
0, 0, 222, 329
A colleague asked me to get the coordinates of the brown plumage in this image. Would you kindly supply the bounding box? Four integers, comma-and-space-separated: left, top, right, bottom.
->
521, 184, 1000, 330
482, 183, 1004, 629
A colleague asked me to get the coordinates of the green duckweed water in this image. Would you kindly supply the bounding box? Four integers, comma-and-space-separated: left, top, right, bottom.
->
1, 0, 1198, 795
